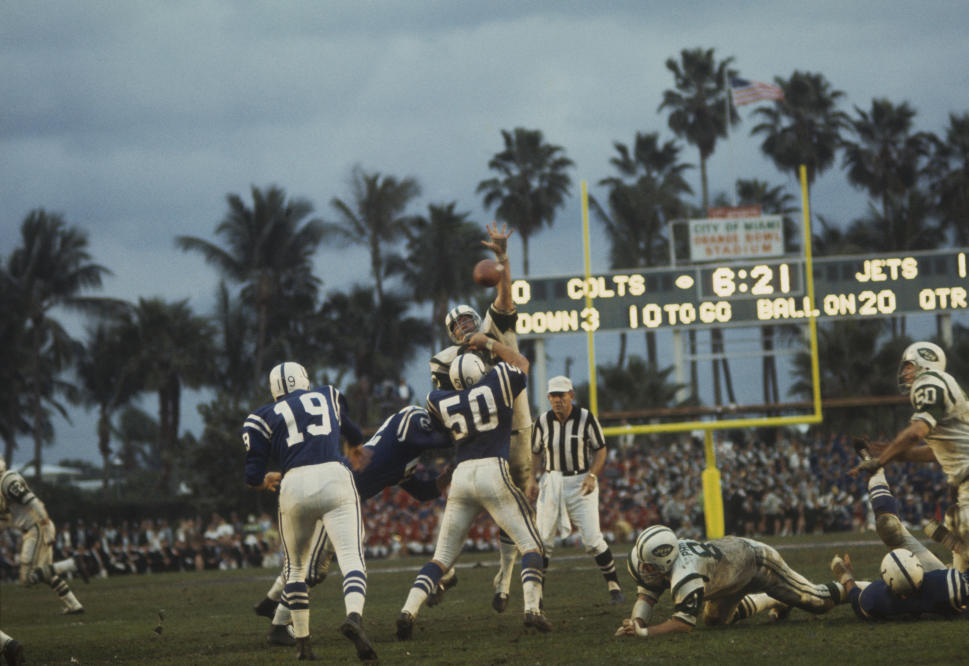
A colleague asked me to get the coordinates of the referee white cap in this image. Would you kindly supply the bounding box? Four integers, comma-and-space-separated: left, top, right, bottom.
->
548, 376, 573, 393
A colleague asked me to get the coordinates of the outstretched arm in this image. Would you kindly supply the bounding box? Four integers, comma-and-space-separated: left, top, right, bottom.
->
482, 222, 514, 313
850, 420, 931, 476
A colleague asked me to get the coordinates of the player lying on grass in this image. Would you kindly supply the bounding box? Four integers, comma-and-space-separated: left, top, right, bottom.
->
614, 525, 846, 638
829, 441, 969, 620
254, 405, 454, 646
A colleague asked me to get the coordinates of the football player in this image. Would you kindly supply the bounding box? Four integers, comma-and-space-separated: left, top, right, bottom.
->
830, 440, 968, 620
255, 404, 454, 645
428, 222, 535, 605
243, 362, 376, 661
831, 549, 968, 620
0, 455, 86, 615
397, 337, 550, 639
850, 341, 969, 572
614, 525, 845, 638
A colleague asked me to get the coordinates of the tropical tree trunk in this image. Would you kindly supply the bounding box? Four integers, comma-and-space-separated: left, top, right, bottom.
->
617, 332, 627, 368
31, 318, 43, 479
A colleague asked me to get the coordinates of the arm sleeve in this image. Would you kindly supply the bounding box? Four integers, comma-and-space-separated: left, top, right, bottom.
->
337, 392, 365, 446
586, 411, 607, 451
486, 304, 517, 333
242, 414, 271, 487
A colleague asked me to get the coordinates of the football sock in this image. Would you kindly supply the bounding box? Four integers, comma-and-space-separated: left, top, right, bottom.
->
282, 582, 310, 638
594, 547, 620, 586
403, 562, 443, 616
521, 552, 544, 612
342, 569, 367, 616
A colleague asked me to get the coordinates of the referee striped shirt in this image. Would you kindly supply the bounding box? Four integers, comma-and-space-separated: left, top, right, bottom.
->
531, 406, 605, 474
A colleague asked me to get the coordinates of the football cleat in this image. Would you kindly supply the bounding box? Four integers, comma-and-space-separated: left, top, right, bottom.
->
339, 612, 378, 662
295, 636, 316, 660
253, 597, 278, 619
492, 592, 509, 613
3, 638, 25, 666
395, 611, 415, 641
426, 572, 458, 607
267, 624, 296, 646
61, 606, 85, 615
523, 610, 552, 632
609, 589, 626, 605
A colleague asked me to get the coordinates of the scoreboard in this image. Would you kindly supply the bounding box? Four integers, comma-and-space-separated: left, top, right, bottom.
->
512, 249, 968, 335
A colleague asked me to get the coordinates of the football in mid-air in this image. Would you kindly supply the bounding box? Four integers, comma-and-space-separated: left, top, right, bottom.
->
473, 259, 503, 287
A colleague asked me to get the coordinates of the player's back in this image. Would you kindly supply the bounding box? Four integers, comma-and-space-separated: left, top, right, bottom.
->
351, 406, 451, 500
427, 362, 526, 463
244, 385, 347, 474
671, 537, 759, 602
857, 569, 968, 619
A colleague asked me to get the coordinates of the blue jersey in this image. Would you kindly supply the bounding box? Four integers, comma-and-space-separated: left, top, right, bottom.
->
851, 569, 969, 620
426, 362, 526, 464
243, 385, 364, 487
346, 406, 452, 501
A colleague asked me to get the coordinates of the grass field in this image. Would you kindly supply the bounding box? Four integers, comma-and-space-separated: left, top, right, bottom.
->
2, 533, 966, 664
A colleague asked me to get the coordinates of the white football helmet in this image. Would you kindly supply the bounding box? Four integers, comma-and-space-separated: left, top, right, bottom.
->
445, 305, 482, 345
880, 548, 924, 596
449, 353, 487, 389
897, 341, 946, 395
632, 525, 679, 577
269, 362, 311, 400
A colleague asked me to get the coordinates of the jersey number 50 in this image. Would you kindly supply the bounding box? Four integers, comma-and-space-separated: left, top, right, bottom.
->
438, 386, 499, 441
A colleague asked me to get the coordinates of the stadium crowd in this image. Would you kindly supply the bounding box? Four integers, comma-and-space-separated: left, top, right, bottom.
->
0, 431, 948, 582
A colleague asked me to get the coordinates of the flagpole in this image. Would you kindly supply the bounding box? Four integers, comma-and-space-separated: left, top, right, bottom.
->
724, 69, 737, 206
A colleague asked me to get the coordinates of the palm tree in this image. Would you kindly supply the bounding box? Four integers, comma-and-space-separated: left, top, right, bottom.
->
122, 298, 216, 492
593, 132, 692, 366
658, 48, 736, 209
477, 128, 574, 275
751, 71, 848, 186
176, 184, 324, 387
396, 202, 486, 351
76, 321, 142, 496
658, 48, 737, 406
587, 355, 689, 416
5, 210, 113, 478
926, 112, 969, 245
311, 287, 431, 426
0, 266, 32, 463
325, 166, 422, 304
842, 99, 932, 237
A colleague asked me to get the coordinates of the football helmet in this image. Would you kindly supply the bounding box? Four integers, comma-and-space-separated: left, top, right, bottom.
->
445, 305, 482, 345
880, 548, 924, 596
897, 341, 946, 395
269, 362, 311, 400
449, 354, 487, 389
632, 525, 679, 577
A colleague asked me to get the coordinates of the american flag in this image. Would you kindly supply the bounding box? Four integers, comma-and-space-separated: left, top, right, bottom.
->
730, 76, 784, 106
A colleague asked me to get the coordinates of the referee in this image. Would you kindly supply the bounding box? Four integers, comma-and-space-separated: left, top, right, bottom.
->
528, 376, 625, 605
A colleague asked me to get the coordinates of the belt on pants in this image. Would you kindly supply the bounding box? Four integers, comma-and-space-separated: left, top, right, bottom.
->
557, 469, 588, 477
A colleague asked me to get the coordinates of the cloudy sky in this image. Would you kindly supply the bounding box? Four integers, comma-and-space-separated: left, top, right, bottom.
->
3, 1, 967, 466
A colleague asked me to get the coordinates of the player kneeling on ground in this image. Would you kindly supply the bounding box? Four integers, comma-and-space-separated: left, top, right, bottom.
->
615, 525, 845, 638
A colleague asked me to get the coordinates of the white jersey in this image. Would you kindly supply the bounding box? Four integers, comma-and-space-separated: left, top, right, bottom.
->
910, 370, 969, 486
629, 537, 760, 626
429, 306, 531, 431
0, 470, 48, 531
